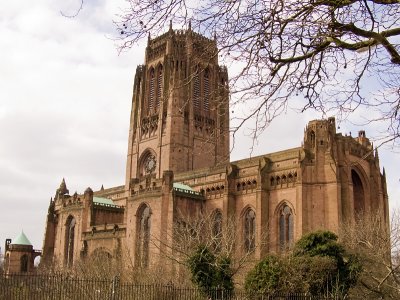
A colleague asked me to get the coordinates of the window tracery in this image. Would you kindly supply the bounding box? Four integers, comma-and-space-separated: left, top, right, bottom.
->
244, 208, 256, 253
193, 66, 212, 116
139, 150, 157, 177
279, 204, 293, 250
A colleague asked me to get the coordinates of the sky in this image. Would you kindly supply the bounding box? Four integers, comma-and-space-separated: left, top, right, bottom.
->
0, 0, 399, 254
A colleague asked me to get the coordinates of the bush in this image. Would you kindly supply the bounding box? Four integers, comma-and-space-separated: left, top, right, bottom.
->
245, 231, 362, 297
244, 255, 286, 295
294, 231, 362, 294
187, 245, 234, 295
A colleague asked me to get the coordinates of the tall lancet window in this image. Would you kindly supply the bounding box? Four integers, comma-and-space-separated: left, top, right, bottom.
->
309, 130, 316, 148
211, 210, 223, 252
156, 65, 163, 110
244, 208, 256, 253
193, 67, 200, 110
65, 216, 76, 267
148, 68, 155, 112
20, 254, 29, 272
352, 169, 365, 217
136, 204, 151, 268
204, 68, 210, 113
279, 204, 294, 250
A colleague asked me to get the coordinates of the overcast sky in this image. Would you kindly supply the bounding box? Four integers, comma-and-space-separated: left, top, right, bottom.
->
1, 0, 399, 253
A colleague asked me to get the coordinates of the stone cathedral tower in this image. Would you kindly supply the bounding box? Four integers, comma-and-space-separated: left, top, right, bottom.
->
125, 23, 230, 187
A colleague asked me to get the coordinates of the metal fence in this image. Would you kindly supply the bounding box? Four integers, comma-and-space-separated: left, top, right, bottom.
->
0, 274, 341, 300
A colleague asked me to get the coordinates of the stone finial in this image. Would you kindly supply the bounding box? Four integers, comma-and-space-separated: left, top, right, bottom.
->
100, 184, 104, 191
147, 32, 151, 44
59, 178, 66, 189
188, 20, 191, 31
169, 20, 173, 32
57, 178, 69, 196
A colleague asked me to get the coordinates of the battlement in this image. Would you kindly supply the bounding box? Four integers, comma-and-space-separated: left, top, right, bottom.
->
149, 27, 214, 45
146, 25, 218, 63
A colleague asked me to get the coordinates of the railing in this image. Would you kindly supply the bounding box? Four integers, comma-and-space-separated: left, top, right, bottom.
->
0, 274, 343, 300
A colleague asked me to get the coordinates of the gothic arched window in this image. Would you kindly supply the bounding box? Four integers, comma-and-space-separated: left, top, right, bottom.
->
65, 216, 76, 267
310, 130, 316, 148
148, 68, 155, 112
20, 254, 29, 272
279, 204, 294, 250
352, 169, 365, 217
156, 65, 163, 110
136, 204, 151, 268
244, 208, 256, 253
139, 150, 157, 177
212, 210, 223, 252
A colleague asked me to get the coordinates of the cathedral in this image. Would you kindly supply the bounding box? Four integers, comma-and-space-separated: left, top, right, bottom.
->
30, 26, 388, 273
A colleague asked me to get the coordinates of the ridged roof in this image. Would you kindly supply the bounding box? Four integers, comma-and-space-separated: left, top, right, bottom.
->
93, 197, 114, 205
11, 231, 32, 246
173, 182, 194, 191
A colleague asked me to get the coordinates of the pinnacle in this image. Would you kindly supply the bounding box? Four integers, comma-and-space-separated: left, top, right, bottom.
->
59, 178, 66, 189
57, 177, 69, 195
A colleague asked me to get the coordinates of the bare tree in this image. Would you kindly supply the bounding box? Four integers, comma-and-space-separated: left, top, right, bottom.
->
340, 211, 400, 299
113, 0, 400, 147
150, 210, 268, 284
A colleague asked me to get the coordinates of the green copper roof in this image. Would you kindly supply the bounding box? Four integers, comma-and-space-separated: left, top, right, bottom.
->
11, 231, 32, 246
93, 197, 114, 205
173, 182, 194, 191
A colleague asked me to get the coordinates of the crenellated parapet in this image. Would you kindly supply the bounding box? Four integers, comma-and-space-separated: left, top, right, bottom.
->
129, 175, 164, 197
